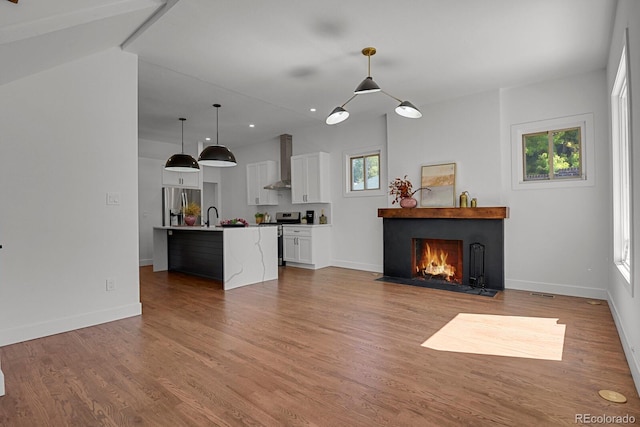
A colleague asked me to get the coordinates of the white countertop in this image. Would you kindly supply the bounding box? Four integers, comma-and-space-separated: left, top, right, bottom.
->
281, 223, 332, 227
154, 225, 271, 231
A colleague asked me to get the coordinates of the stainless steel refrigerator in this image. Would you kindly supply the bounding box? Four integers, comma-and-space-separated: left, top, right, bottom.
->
162, 187, 202, 226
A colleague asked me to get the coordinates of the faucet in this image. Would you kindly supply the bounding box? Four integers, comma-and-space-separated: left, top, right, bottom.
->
206, 206, 219, 227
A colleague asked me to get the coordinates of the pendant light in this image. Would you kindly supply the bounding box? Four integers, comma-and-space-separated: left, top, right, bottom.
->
326, 47, 422, 125
198, 103, 237, 167
165, 118, 200, 172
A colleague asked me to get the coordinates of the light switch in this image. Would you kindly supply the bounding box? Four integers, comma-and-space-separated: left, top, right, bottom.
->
106, 192, 121, 205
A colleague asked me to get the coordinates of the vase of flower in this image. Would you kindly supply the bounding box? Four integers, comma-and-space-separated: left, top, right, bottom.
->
181, 202, 201, 226
389, 175, 427, 208
399, 196, 418, 208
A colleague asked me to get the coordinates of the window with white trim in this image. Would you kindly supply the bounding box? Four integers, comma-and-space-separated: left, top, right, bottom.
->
611, 38, 632, 289
343, 146, 386, 197
511, 113, 594, 190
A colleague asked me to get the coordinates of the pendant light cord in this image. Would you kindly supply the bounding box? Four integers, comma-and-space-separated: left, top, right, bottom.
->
212, 103, 222, 146
180, 117, 186, 153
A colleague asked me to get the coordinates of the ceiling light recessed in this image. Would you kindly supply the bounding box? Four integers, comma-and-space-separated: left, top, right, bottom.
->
249, 124, 255, 128
310, 108, 317, 112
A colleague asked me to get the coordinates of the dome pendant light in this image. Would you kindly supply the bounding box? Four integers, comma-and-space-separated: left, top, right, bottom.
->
326, 47, 422, 125
198, 103, 237, 167
165, 118, 200, 172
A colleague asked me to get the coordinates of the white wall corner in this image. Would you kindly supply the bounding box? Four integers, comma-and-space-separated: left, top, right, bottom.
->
607, 292, 640, 396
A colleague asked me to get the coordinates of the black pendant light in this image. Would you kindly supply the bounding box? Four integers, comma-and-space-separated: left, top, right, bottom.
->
198, 104, 237, 167
326, 47, 422, 125
165, 118, 200, 172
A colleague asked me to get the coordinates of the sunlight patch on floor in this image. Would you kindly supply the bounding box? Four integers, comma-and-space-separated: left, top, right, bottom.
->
422, 313, 566, 361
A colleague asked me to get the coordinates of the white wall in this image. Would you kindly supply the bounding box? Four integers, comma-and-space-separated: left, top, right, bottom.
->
388, 90, 503, 205
500, 70, 610, 299
0, 48, 142, 347
606, 0, 640, 394
138, 156, 164, 265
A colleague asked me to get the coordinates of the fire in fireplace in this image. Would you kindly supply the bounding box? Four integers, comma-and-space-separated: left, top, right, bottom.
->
413, 238, 463, 284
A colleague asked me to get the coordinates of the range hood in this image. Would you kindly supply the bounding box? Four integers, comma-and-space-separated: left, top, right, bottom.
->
264, 134, 292, 190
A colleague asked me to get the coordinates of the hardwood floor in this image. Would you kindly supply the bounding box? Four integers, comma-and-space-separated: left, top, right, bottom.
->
1, 266, 639, 426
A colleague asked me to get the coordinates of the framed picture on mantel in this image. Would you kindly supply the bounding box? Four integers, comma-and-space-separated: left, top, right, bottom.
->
420, 163, 456, 207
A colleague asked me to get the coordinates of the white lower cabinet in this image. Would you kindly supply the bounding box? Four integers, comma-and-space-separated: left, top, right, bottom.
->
282, 225, 331, 269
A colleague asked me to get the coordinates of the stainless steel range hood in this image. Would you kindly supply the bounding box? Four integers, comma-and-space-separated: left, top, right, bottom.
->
264, 134, 292, 190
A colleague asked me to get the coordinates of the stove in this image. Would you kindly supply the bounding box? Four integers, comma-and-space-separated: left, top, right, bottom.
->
260, 212, 301, 266
275, 211, 301, 225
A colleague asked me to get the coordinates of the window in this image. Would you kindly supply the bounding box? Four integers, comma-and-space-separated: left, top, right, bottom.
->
511, 113, 594, 190
611, 36, 632, 289
350, 153, 380, 191
522, 127, 581, 181
343, 146, 386, 198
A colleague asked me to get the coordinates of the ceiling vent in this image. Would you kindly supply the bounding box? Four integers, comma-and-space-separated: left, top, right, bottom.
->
264, 134, 292, 190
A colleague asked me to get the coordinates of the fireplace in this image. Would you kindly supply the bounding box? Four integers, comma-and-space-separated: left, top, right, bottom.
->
378, 207, 508, 292
413, 238, 463, 283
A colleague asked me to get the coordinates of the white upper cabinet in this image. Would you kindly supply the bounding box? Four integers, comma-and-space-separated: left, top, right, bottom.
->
291, 152, 330, 204
247, 160, 279, 206
162, 168, 201, 188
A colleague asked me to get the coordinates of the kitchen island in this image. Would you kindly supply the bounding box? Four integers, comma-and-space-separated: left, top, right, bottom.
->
153, 225, 278, 290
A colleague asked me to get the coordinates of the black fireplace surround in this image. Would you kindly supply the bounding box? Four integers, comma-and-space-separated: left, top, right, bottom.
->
382, 217, 505, 291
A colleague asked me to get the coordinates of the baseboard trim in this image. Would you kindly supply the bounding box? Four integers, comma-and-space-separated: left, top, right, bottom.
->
139, 258, 153, 266
331, 260, 383, 273
0, 303, 142, 347
505, 278, 608, 299
607, 291, 640, 396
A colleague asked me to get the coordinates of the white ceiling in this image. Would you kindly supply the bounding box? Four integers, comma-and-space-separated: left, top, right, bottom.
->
1, 0, 617, 150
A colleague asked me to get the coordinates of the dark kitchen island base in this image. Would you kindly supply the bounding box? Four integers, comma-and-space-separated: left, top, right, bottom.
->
168, 229, 223, 281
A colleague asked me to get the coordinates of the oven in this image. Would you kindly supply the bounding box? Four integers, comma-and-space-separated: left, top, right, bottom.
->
260, 211, 301, 266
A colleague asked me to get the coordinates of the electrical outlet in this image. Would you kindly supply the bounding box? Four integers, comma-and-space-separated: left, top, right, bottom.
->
106, 192, 121, 205
106, 278, 116, 291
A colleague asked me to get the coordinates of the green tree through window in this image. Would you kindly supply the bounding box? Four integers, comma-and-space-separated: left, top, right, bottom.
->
523, 127, 581, 181
350, 153, 380, 191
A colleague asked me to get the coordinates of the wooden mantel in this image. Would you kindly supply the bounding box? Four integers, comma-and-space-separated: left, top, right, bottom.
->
378, 207, 509, 220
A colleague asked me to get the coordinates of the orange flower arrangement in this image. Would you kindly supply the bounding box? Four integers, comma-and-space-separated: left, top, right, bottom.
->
389, 175, 419, 204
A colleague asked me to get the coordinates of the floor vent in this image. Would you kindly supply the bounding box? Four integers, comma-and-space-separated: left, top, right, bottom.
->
529, 292, 555, 298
